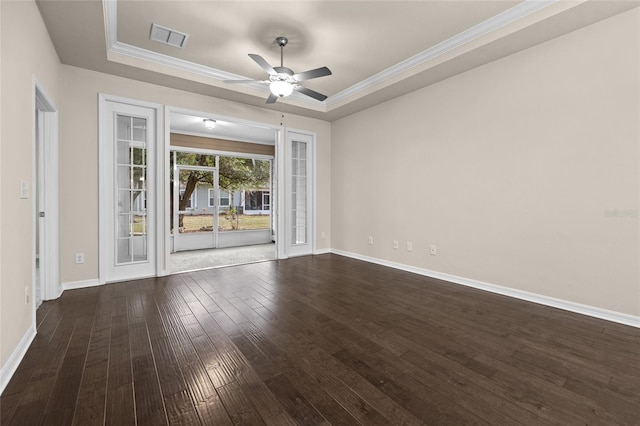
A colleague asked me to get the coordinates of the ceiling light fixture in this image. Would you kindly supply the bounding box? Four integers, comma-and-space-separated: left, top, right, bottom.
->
203, 119, 216, 130
269, 80, 295, 98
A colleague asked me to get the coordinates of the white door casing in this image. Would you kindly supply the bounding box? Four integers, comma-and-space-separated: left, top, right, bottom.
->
99, 95, 161, 283
286, 130, 314, 257
34, 80, 60, 302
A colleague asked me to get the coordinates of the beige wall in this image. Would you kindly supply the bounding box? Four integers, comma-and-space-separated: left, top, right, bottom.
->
332, 9, 640, 316
59, 65, 331, 284
0, 1, 61, 365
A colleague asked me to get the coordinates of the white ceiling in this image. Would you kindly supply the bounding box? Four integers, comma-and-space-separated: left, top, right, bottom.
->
37, 0, 638, 124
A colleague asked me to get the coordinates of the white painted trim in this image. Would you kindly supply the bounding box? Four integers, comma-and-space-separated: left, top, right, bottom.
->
169, 145, 274, 161
62, 279, 102, 291
98, 94, 107, 284
109, 40, 318, 107
34, 80, 60, 303
101, 0, 558, 110
102, 0, 117, 50
313, 248, 331, 255
98, 94, 163, 284
156, 104, 165, 279
275, 127, 286, 260
327, 0, 557, 107
0, 325, 36, 395
161, 106, 172, 277
164, 105, 285, 263
167, 106, 282, 133
170, 129, 275, 146
285, 129, 315, 258
331, 249, 640, 329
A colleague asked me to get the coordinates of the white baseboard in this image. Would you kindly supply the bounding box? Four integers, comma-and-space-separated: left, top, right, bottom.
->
0, 324, 36, 395
62, 278, 101, 291
331, 249, 640, 329
313, 248, 331, 255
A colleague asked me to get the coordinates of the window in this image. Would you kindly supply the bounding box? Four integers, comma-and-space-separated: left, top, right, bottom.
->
208, 188, 215, 207
245, 190, 269, 210
219, 190, 230, 207
206, 188, 230, 209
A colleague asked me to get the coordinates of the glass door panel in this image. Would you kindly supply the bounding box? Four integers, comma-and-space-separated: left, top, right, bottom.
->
291, 140, 308, 245
100, 98, 157, 283
115, 114, 148, 264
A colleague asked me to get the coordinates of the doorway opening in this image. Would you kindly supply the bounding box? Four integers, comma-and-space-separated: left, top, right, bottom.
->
167, 111, 278, 272
34, 81, 59, 307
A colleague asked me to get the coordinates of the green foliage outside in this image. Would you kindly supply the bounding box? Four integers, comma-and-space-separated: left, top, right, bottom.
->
171, 152, 271, 231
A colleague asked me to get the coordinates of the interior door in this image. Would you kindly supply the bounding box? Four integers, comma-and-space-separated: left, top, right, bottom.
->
173, 165, 218, 252
101, 101, 157, 282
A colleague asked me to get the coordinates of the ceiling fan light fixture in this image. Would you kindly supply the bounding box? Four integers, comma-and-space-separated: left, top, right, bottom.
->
269, 80, 294, 98
203, 118, 216, 130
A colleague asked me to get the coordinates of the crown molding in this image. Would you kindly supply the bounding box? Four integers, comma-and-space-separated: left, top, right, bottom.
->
102, 0, 560, 112
326, 0, 558, 107
102, 0, 324, 108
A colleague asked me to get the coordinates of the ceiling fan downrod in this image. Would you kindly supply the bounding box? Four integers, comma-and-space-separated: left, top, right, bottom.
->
276, 36, 288, 67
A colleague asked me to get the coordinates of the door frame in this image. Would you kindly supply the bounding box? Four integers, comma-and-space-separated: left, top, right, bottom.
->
173, 164, 219, 252
163, 106, 283, 274
33, 79, 60, 304
98, 94, 163, 284
283, 128, 316, 258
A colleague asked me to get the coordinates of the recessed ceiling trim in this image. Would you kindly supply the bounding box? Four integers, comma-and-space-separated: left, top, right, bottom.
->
103, 0, 321, 107
103, 0, 566, 112
102, 0, 117, 51
109, 41, 321, 106
326, 0, 558, 107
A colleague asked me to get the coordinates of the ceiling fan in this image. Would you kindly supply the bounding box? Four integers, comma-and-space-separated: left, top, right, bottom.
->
224, 36, 332, 104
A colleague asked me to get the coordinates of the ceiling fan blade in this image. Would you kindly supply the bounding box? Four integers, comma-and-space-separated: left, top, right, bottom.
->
223, 79, 267, 84
266, 93, 279, 104
249, 54, 277, 75
293, 67, 332, 81
295, 86, 328, 102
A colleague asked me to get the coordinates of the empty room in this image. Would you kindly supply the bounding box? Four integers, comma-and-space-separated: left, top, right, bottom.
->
1, 0, 639, 424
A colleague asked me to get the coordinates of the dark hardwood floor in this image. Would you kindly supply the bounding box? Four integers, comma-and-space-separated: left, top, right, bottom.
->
1, 254, 639, 425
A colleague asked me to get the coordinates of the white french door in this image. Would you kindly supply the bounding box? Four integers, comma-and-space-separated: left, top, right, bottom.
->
100, 98, 159, 282
286, 131, 314, 257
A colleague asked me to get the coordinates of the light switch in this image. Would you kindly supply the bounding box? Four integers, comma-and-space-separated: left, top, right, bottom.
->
20, 180, 29, 199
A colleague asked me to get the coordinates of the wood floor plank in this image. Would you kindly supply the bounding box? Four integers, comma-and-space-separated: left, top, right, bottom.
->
105, 292, 135, 426
264, 373, 329, 425
129, 323, 168, 426
2, 254, 638, 425
217, 380, 267, 425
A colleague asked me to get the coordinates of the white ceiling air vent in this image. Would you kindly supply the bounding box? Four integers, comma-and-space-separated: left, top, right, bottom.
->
150, 23, 189, 49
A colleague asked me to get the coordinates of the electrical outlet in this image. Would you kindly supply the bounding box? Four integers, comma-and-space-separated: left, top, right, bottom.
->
393, 240, 399, 250
321, 232, 326, 240
75, 253, 85, 264
407, 242, 413, 251
368, 236, 374, 245
25, 286, 30, 304
430, 245, 437, 256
